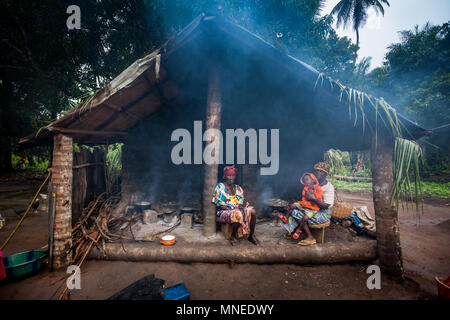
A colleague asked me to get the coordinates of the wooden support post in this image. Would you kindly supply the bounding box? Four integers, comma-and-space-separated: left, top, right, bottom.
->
48, 184, 56, 271
371, 135, 404, 278
51, 134, 73, 269
202, 64, 222, 237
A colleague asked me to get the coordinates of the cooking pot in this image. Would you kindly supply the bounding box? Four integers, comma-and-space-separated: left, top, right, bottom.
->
135, 201, 152, 211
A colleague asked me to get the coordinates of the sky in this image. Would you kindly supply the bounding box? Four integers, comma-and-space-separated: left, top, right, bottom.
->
320, 0, 450, 70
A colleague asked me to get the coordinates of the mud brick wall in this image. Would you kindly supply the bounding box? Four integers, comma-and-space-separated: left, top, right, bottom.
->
51, 134, 73, 269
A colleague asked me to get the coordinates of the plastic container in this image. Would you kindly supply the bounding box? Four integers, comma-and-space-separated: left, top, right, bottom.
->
159, 235, 176, 246
2, 249, 47, 281
162, 283, 189, 300
435, 276, 450, 300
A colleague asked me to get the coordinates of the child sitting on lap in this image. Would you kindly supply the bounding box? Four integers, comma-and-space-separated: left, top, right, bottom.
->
278, 172, 323, 239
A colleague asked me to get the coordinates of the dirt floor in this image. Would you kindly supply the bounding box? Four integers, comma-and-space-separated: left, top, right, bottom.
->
0, 175, 448, 300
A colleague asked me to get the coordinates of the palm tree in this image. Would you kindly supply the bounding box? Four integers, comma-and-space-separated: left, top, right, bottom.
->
331, 0, 390, 45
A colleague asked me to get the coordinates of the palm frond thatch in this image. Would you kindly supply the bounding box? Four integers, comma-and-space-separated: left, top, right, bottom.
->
393, 137, 424, 216
314, 73, 423, 215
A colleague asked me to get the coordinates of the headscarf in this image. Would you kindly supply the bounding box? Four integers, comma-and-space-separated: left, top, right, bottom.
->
298, 172, 323, 211
223, 165, 238, 177
313, 161, 330, 174
300, 172, 319, 186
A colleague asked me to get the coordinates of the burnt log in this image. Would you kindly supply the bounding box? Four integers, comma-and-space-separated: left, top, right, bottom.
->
88, 240, 377, 264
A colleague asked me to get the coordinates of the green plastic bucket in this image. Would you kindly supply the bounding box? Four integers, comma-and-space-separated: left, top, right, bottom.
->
2, 249, 47, 281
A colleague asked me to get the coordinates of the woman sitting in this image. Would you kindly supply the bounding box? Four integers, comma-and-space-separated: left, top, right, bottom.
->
212, 165, 259, 246
283, 162, 335, 246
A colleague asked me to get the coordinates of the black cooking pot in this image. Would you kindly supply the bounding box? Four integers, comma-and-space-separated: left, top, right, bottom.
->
135, 201, 152, 211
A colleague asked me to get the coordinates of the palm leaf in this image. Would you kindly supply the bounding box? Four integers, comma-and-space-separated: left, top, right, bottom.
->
313, 73, 423, 215
393, 138, 423, 217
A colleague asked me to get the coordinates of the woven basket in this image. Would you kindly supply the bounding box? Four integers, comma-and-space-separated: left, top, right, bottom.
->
331, 201, 352, 219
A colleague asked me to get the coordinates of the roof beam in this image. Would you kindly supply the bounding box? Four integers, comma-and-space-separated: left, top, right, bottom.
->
48, 127, 128, 136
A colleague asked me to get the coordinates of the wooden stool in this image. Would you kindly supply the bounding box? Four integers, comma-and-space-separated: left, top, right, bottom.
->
221, 222, 233, 240
309, 220, 330, 244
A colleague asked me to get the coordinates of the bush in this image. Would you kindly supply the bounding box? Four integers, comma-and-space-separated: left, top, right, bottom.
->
11, 153, 49, 174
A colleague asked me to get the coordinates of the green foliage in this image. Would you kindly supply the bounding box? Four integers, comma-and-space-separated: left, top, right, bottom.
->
393, 137, 424, 213
352, 167, 371, 177
11, 154, 49, 174
419, 182, 450, 199
106, 143, 123, 186
324, 149, 350, 175
368, 22, 450, 129
0, 0, 360, 172
358, 21, 450, 180
331, 0, 390, 45
329, 178, 372, 192
330, 178, 450, 199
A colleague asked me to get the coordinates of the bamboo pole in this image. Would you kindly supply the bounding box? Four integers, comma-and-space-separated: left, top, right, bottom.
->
57, 232, 101, 300
0, 172, 51, 250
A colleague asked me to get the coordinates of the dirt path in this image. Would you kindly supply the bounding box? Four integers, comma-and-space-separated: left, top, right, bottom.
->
339, 190, 450, 295
0, 181, 447, 300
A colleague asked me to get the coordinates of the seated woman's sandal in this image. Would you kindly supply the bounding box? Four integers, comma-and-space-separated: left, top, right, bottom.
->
298, 239, 317, 246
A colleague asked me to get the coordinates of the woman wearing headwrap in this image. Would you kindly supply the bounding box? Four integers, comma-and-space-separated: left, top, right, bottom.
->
283, 162, 335, 245
212, 165, 259, 245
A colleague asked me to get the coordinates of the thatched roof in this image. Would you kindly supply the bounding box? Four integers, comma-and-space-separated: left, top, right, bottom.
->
20, 13, 429, 148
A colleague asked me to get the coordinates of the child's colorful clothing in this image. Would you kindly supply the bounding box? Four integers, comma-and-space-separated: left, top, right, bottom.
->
298, 173, 323, 211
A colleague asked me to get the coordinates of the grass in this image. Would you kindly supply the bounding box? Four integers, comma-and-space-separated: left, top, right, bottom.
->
420, 181, 450, 199
329, 178, 372, 192
329, 178, 450, 199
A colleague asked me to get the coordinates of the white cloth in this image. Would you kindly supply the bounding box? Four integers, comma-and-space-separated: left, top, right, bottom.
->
352, 206, 376, 232
321, 181, 335, 207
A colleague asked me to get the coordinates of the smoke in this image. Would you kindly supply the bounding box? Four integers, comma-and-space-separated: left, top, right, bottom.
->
118, 1, 381, 211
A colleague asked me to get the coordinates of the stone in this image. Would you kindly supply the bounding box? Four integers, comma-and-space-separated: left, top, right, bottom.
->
164, 213, 179, 224
125, 205, 136, 216
180, 213, 193, 227
143, 210, 159, 224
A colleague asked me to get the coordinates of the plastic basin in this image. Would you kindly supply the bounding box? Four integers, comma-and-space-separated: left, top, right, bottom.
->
2, 249, 47, 281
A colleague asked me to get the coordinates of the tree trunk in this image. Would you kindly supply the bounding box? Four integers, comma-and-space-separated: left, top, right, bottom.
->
51, 134, 73, 269
371, 135, 404, 278
202, 63, 222, 237
0, 138, 12, 173
89, 240, 378, 264
0, 80, 13, 173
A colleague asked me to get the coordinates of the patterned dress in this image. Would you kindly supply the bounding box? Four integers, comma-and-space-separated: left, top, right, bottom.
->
282, 181, 335, 234
212, 183, 252, 238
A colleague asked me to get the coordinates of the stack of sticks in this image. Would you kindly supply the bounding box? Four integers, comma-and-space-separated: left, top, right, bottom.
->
57, 193, 140, 299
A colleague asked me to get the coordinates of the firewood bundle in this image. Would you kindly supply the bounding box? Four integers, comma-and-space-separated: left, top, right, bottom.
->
57, 193, 138, 300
